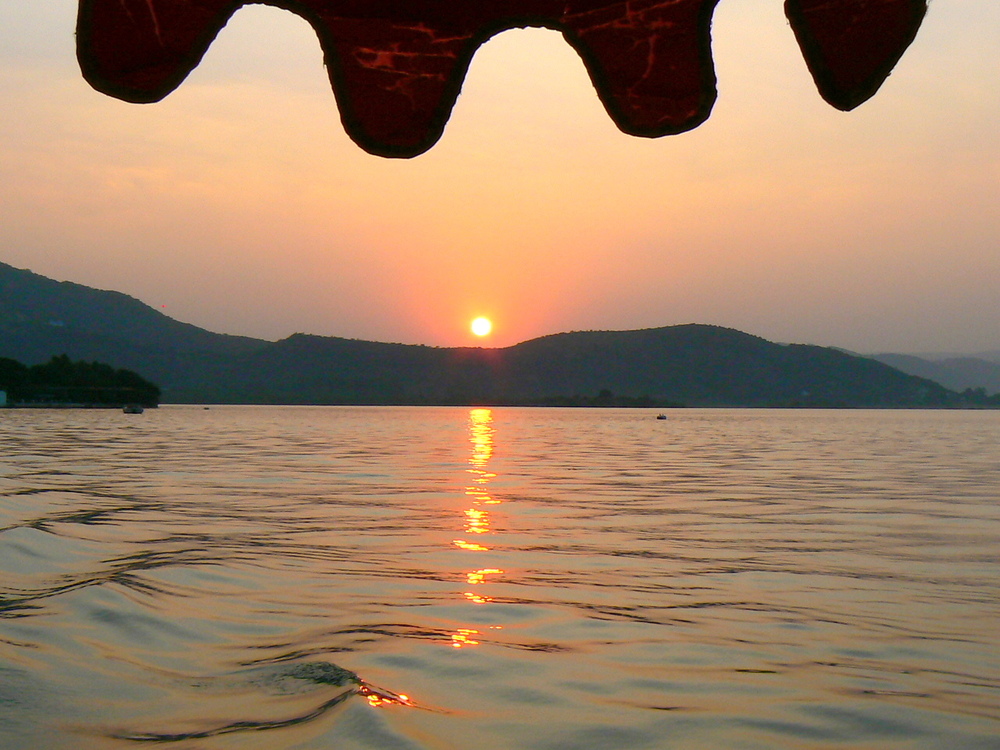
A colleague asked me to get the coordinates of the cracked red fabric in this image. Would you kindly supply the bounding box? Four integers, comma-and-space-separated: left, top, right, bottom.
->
76, 0, 927, 157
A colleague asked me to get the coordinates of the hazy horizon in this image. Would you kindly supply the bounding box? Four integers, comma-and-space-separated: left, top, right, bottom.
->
2, 2, 998, 354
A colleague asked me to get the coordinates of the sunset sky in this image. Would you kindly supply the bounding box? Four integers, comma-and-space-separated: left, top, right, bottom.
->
2, 2, 997, 354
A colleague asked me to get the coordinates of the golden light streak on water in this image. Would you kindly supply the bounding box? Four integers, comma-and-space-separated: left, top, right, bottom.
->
468, 408, 494, 468
453, 539, 489, 551
467, 470, 497, 482
450, 629, 481, 648
359, 684, 415, 708
464, 568, 504, 603
464, 507, 490, 534
467, 569, 503, 585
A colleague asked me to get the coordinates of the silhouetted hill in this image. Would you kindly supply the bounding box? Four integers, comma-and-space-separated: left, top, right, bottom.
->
872, 353, 1000, 395
496, 327, 953, 406
0, 261, 267, 391
0, 261, 963, 406
179, 326, 954, 406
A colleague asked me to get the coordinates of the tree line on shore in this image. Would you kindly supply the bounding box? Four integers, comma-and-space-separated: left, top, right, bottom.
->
0, 354, 160, 407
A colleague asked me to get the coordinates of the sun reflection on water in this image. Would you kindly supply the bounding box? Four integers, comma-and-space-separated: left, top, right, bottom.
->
467, 568, 503, 585
449, 409, 506, 646
464, 567, 504, 603
451, 629, 480, 648
453, 539, 489, 551
359, 683, 414, 708
371, 407, 505, 701
464, 507, 490, 534
468, 408, 493, 468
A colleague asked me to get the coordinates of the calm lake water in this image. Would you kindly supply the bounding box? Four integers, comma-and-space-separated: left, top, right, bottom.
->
1, 406, 998, 749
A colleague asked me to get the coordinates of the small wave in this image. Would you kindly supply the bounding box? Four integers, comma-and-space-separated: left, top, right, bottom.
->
111, 661, 415, 743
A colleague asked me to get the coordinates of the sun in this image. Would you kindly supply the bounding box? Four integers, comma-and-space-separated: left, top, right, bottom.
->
471, 317, 493, 337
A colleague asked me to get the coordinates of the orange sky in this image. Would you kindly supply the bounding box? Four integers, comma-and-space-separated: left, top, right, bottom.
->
1, 2, 998, 353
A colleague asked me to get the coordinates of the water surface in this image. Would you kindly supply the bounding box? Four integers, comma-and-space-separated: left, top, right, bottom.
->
1, 406, 998, 749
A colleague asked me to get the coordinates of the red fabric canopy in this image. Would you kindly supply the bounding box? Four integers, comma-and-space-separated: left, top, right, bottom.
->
76, 0, 927, 157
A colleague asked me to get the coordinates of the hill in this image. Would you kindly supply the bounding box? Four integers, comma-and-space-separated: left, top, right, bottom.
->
0, 261, 962, 407
220, 327, 949, 407
0, 261, 267, 394
871, 353, 1000, 395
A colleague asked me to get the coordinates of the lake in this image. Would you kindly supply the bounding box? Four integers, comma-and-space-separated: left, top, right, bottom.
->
1, 406, 998, 749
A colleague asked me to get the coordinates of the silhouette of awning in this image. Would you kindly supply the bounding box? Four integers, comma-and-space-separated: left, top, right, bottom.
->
76, 0, 927, 158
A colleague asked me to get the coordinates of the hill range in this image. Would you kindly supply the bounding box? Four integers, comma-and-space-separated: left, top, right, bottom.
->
2, 260, 992, 407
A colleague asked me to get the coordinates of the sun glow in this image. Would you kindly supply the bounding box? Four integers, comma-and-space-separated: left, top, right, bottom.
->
471, 317, 493, 337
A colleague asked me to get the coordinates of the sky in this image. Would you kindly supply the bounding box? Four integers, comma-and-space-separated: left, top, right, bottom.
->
1, 2, 997, 354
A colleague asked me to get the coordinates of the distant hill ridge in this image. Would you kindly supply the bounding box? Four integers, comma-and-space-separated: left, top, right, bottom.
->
0, 260, 974, 406
871, 352, 1000, 394
0, 262, 263, 354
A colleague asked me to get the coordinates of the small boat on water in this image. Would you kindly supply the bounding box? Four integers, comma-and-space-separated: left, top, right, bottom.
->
656, 413, 667, 420
123, 405, 144, 414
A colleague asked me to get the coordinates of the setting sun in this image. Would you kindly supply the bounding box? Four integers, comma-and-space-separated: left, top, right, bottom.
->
471, 317, 493, 337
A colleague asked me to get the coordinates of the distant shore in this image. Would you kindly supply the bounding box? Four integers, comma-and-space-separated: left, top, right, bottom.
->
2, 402, 157, 409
